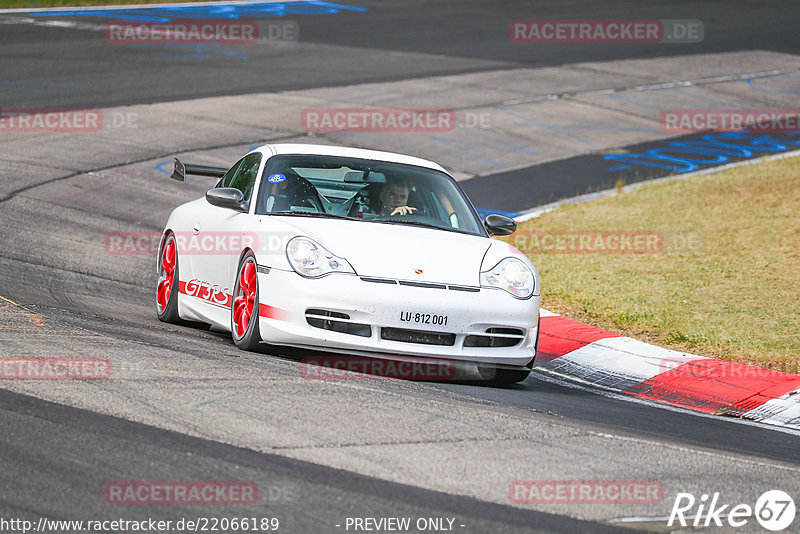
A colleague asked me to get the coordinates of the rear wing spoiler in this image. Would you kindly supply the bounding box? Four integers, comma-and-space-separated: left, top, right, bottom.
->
170, 158, 228, 182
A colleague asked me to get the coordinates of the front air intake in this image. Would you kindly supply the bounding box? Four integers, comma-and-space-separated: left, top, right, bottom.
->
381, 327, 456, 346
464, 327, 525, 348
305, 309, 371, 337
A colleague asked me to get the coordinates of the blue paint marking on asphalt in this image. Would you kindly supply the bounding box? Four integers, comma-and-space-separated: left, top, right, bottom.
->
0, 81, 78, 87
557, 124, 660, 134
156, 161, 172, 175
496, 105, 597, 147
0, 80, 79, 94
144, 43, 249, 60
339, 133, 430, 156
28, 1, 367, 22
531, 106, 660, 134
429, 136, 503, 167
475, 207, 521, 220
156, 159, 223, 185
607, 165, 631, 171
157, 152, 517, 218
457, 128, 538, 158
341, 132, 505, 170
604, 92, 664, 112
607, 87, 740, 112
662, 86, 740, 108
747, 74, 800, 96
603, 131, 800, 173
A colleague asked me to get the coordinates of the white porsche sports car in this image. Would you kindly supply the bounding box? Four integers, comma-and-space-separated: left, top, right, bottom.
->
157, 144, 540, 383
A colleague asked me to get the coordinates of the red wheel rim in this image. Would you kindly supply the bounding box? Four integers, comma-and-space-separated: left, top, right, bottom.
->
233, 260, 257, 337
157, 237, 176, 312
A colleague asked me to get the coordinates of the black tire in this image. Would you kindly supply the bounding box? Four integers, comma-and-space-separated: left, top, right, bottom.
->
231, 251, 262, 351
156, 233, 180, 323
483, 365, 531, 385
483, 316, 541, 385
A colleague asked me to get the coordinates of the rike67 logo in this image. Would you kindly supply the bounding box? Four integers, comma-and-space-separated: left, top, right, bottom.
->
669, 490, 795, 531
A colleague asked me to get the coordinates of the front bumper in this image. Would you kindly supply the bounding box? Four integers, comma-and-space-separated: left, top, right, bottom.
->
256, 268, 540, 367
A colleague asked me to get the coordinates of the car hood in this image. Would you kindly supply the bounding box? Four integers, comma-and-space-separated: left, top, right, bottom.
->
274, 217, 491, 286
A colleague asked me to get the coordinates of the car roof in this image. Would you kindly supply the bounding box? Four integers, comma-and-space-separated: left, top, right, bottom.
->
255, 143, 448, 174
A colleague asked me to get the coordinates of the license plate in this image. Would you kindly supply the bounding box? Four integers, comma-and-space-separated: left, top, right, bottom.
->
399, 311, 448, 326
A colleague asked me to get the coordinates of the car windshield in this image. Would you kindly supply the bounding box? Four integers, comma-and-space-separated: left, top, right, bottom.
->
254, 155, 485, 236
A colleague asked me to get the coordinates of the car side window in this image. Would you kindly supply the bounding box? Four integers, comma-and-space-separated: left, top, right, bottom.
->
221, 153, 261, 201
218, 158, 243, 189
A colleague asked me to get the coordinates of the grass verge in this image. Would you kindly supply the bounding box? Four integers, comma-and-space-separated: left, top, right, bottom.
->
500, 154, 800, 374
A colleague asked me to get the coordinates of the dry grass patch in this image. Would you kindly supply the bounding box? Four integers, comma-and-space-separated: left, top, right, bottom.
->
501, 155, 800, 373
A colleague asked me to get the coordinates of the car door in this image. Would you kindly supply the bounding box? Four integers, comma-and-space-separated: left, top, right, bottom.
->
187, 152, 262, 325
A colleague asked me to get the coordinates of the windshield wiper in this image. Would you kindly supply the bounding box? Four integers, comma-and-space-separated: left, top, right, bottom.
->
372, 219, 468, 234
269, 211, 355, 220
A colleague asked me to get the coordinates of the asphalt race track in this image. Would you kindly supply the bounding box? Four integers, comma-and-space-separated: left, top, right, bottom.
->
1, 1, 799, 533
2, 1, 800, 109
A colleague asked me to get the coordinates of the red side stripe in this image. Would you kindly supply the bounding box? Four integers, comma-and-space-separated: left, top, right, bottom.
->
537, 315, 621, 362
624, 359, 800, 413
259, 303, 289, 321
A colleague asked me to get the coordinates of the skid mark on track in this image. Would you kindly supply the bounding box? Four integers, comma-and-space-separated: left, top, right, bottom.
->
192, 392, 241, 411
0, 295, 100, 338
0, 295, 20, 308
0, 327, 89, 334
0, 296, 44, 328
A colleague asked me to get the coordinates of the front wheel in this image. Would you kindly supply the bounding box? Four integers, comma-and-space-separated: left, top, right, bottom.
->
483, 317, 541, 385
231, 252, 262, 351
481, 365, 531, 385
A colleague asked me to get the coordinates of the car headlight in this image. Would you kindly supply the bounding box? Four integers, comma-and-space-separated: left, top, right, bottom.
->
480, 257, 534, 298
286, 237, 354, 278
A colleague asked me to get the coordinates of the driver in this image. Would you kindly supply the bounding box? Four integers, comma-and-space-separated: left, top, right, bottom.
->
378, 177, 417, 216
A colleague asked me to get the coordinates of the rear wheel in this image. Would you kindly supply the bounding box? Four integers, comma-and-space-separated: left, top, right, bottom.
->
231, 252, 262, 351
156, 233, 180, 323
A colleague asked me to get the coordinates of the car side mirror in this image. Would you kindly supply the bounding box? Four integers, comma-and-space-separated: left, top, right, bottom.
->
484, 213, 517, 236
205, 188, 246, 211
